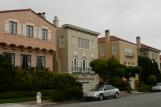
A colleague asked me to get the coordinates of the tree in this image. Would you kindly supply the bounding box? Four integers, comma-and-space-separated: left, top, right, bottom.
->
90, 59, 107, 81
138, 56, 161, 84
90, 57, 142, 86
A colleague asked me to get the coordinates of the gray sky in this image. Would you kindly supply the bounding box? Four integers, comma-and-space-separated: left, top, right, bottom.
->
1, 0, 161, 50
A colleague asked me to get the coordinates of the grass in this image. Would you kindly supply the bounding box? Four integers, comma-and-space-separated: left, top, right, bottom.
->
0, 90, 53, 104
0, 97, 35, 104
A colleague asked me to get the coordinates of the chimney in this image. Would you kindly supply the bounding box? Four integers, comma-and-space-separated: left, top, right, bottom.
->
53, 16, 59, 27
105, 30, 110, 59
136, 36, 141, 55
37, 12, 46, 18
105, 30, 110, 37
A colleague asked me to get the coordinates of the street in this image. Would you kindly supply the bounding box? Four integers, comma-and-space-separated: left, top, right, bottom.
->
48, 92, 161, 107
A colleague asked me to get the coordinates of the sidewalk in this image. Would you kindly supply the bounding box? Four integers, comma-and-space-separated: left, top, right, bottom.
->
120, 91, 143, 97
0, 91, 143, 107
0, 100, 56, 107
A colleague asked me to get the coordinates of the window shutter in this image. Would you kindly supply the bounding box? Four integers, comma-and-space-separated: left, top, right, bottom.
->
23, 24, 27, 36
33, 27, 38, 38
5, 20, 9, 33
48, 30, 51, 41
38, 28, 42, 39
17, 23, 22, 35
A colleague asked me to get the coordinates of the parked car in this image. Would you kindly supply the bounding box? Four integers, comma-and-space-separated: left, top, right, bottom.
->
84, 85, 120, 100
152, 82, 161, 92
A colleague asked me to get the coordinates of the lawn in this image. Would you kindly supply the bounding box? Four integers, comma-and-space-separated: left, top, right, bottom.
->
0, 90, 53, 104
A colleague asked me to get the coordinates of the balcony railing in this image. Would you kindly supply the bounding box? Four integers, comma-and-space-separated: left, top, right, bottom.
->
125, 52, 135, 57
71, 67, 95, 74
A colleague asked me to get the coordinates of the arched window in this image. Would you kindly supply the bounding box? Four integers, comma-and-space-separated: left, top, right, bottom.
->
72, 56, 79, 72
81, 57, 87, 72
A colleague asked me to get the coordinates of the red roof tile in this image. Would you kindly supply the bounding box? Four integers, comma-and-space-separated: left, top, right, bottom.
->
0, 8, 57, 28
141, 44, 160, 51
98, 36, 136, 45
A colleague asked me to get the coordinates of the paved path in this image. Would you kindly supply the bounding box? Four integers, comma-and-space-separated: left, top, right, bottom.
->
47, 92, 161, 107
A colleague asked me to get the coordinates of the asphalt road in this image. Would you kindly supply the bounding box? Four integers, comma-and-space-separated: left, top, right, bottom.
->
49, 92, 161, 107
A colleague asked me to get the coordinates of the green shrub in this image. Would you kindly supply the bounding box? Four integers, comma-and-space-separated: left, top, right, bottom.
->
0, 54, 15, 92
0, 90, 55, 99
63, 87, 83, 100
51, 87, 83, 102
51, 90, 66, 102
147, 75, 157, 85
138, 83, 151, 92
111, 76, 128, 91
14, 70, 32, 90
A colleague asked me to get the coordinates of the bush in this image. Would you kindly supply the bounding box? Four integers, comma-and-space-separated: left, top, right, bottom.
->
0, 54, 15, 92
2, 69, 83, 101
138, 83, 151, 92
0, 90, 55, 99
51, 87, 83, 102
147, 75, 157, 85
51, 90, 66, 102
111, 76, 128, 91
63, 87, 83, 100
14, 70, 32, 90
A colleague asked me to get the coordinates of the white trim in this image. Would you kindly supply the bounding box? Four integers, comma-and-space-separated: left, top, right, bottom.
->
8, 18, 18, 22
5, 20, 9, 33
26, 22, 35, 26
41, 26, 49, 30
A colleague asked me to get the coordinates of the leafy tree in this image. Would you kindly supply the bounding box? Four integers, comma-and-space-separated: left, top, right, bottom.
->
90, 57, 141, 84
138, 56, 161, 84
90, 59, 107, 81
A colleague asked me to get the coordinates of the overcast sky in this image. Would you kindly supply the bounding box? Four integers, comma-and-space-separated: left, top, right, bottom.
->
1, 0, 161, 50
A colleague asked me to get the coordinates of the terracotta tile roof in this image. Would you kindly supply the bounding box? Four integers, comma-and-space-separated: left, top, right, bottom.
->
0, 8, 57, 28
98, 36, 136, 45
141, 44, 160, 51
98, 37, 105, 43
98, 36, 160, 51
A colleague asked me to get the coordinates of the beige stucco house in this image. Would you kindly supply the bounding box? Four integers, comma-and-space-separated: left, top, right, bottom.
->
0, 9, 57, 71
57, 24, 100, 93
136, 36, 160, 69
98, 30, 138, 66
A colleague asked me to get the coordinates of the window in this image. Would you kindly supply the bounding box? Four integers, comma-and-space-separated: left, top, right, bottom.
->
79, 38, 89, 49
42, 28, 48, 40
26, 25, 33, 37
82, 59, 86, 71
152, 53, 154, 59
91, 40, 94, 48
112, 45, 117, 55
81, 58, 87, 72
125, 48, 134, 57
9, 21, 17, 35
59, 36, 65, 48
37, 56, 46, 70
72, 36, 76, 45
20, 54, 31, 71
72, 57, 79, 72
99, 46, 105, 56
3, 52, 15, 66
143, 52, 147, 56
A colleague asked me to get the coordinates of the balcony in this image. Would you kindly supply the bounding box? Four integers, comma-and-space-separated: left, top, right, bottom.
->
71, 67, 95, 74
125, 52, 135, 57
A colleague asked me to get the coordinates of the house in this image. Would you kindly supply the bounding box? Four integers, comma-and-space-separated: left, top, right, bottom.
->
0, 9, 57, 71
98, 30, 138, 66
136, 36, 160, 70
56, 24, 100, 93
